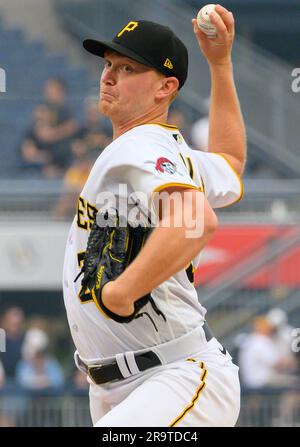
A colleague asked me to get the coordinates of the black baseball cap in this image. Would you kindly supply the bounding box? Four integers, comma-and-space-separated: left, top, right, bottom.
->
83, 20, 188, 89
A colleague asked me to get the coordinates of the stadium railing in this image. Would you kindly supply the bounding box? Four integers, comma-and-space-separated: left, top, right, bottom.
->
1, 387, 299, 427
1, 179, 300, 221
0, 388, 90, 427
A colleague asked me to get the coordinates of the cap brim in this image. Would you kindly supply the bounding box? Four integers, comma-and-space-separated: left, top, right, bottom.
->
83, 39, 155, 70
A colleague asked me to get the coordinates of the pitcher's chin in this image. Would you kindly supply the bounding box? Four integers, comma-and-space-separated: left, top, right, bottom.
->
99, 99, 113, 117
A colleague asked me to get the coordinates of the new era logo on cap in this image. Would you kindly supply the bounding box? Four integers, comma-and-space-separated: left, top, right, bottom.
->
83, 20, 188, 89
164, 58, 173, 70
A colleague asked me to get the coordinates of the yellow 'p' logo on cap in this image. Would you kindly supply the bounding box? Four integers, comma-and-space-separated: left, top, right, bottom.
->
117, 21, 139, 38
164, 58, 173, 69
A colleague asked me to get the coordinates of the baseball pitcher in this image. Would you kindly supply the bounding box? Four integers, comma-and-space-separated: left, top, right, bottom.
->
63, 4, 246, 426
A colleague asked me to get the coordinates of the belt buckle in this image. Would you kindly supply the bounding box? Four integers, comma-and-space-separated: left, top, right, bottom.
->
87, 364, 102, 384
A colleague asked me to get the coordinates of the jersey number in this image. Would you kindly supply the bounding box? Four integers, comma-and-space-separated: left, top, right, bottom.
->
77, 196, 97, 231
76, 251, 93, 303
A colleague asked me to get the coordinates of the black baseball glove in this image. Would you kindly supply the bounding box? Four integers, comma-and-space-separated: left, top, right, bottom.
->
74, 210, 166, 328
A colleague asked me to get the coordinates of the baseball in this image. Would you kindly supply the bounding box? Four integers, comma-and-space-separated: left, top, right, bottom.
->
197, 4, 217, 38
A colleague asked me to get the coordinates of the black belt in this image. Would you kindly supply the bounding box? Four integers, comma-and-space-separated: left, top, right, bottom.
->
86, 350, 161, 385
81, 322, 213, 385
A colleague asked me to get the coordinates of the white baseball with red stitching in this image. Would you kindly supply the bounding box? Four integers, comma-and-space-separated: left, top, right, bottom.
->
197, 4, 217, 38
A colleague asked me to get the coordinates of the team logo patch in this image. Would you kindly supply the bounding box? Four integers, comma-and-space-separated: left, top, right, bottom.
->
145, 157, 182, 175
117, 21, 138, 38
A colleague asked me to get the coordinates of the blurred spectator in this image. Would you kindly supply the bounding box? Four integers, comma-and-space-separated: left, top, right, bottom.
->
63, 151, 96, 191
53, 151, 97, 219
16, 328, 64, 391
238, 315, 300, 426
265, 308, 299, 426
190, 97, 210, 151
20, 78, 80, 178
21, 327, 49, 362
42, 77, 79, 139
20, 105, 61, 178
52, 97, 112, 219
238, 316, 297, 389
75, 96, 112, 154
40, 77, 79, 168
16, 348, 64, 391
0, 307, 25, 382
266, 308, 295, 358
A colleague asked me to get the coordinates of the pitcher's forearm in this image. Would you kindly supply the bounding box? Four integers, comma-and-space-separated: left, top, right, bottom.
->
209, 62, 247, 174
114, 222, 215, 304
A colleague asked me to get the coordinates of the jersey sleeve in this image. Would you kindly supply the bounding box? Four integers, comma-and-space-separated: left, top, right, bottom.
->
108, 136, 203, 199
192, 151, 244, 208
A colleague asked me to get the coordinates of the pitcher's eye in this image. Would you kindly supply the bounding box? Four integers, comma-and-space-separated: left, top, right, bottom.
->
122, 65, 134, 73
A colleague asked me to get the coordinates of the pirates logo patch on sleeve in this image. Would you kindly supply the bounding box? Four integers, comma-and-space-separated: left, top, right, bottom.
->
145, 157, 183, 176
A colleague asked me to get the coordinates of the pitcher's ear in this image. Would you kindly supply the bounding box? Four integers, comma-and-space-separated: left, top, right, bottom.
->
155, 76, 179, 101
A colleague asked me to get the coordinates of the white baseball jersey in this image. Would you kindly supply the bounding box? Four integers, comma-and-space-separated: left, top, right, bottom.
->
63, 123, 243, 362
